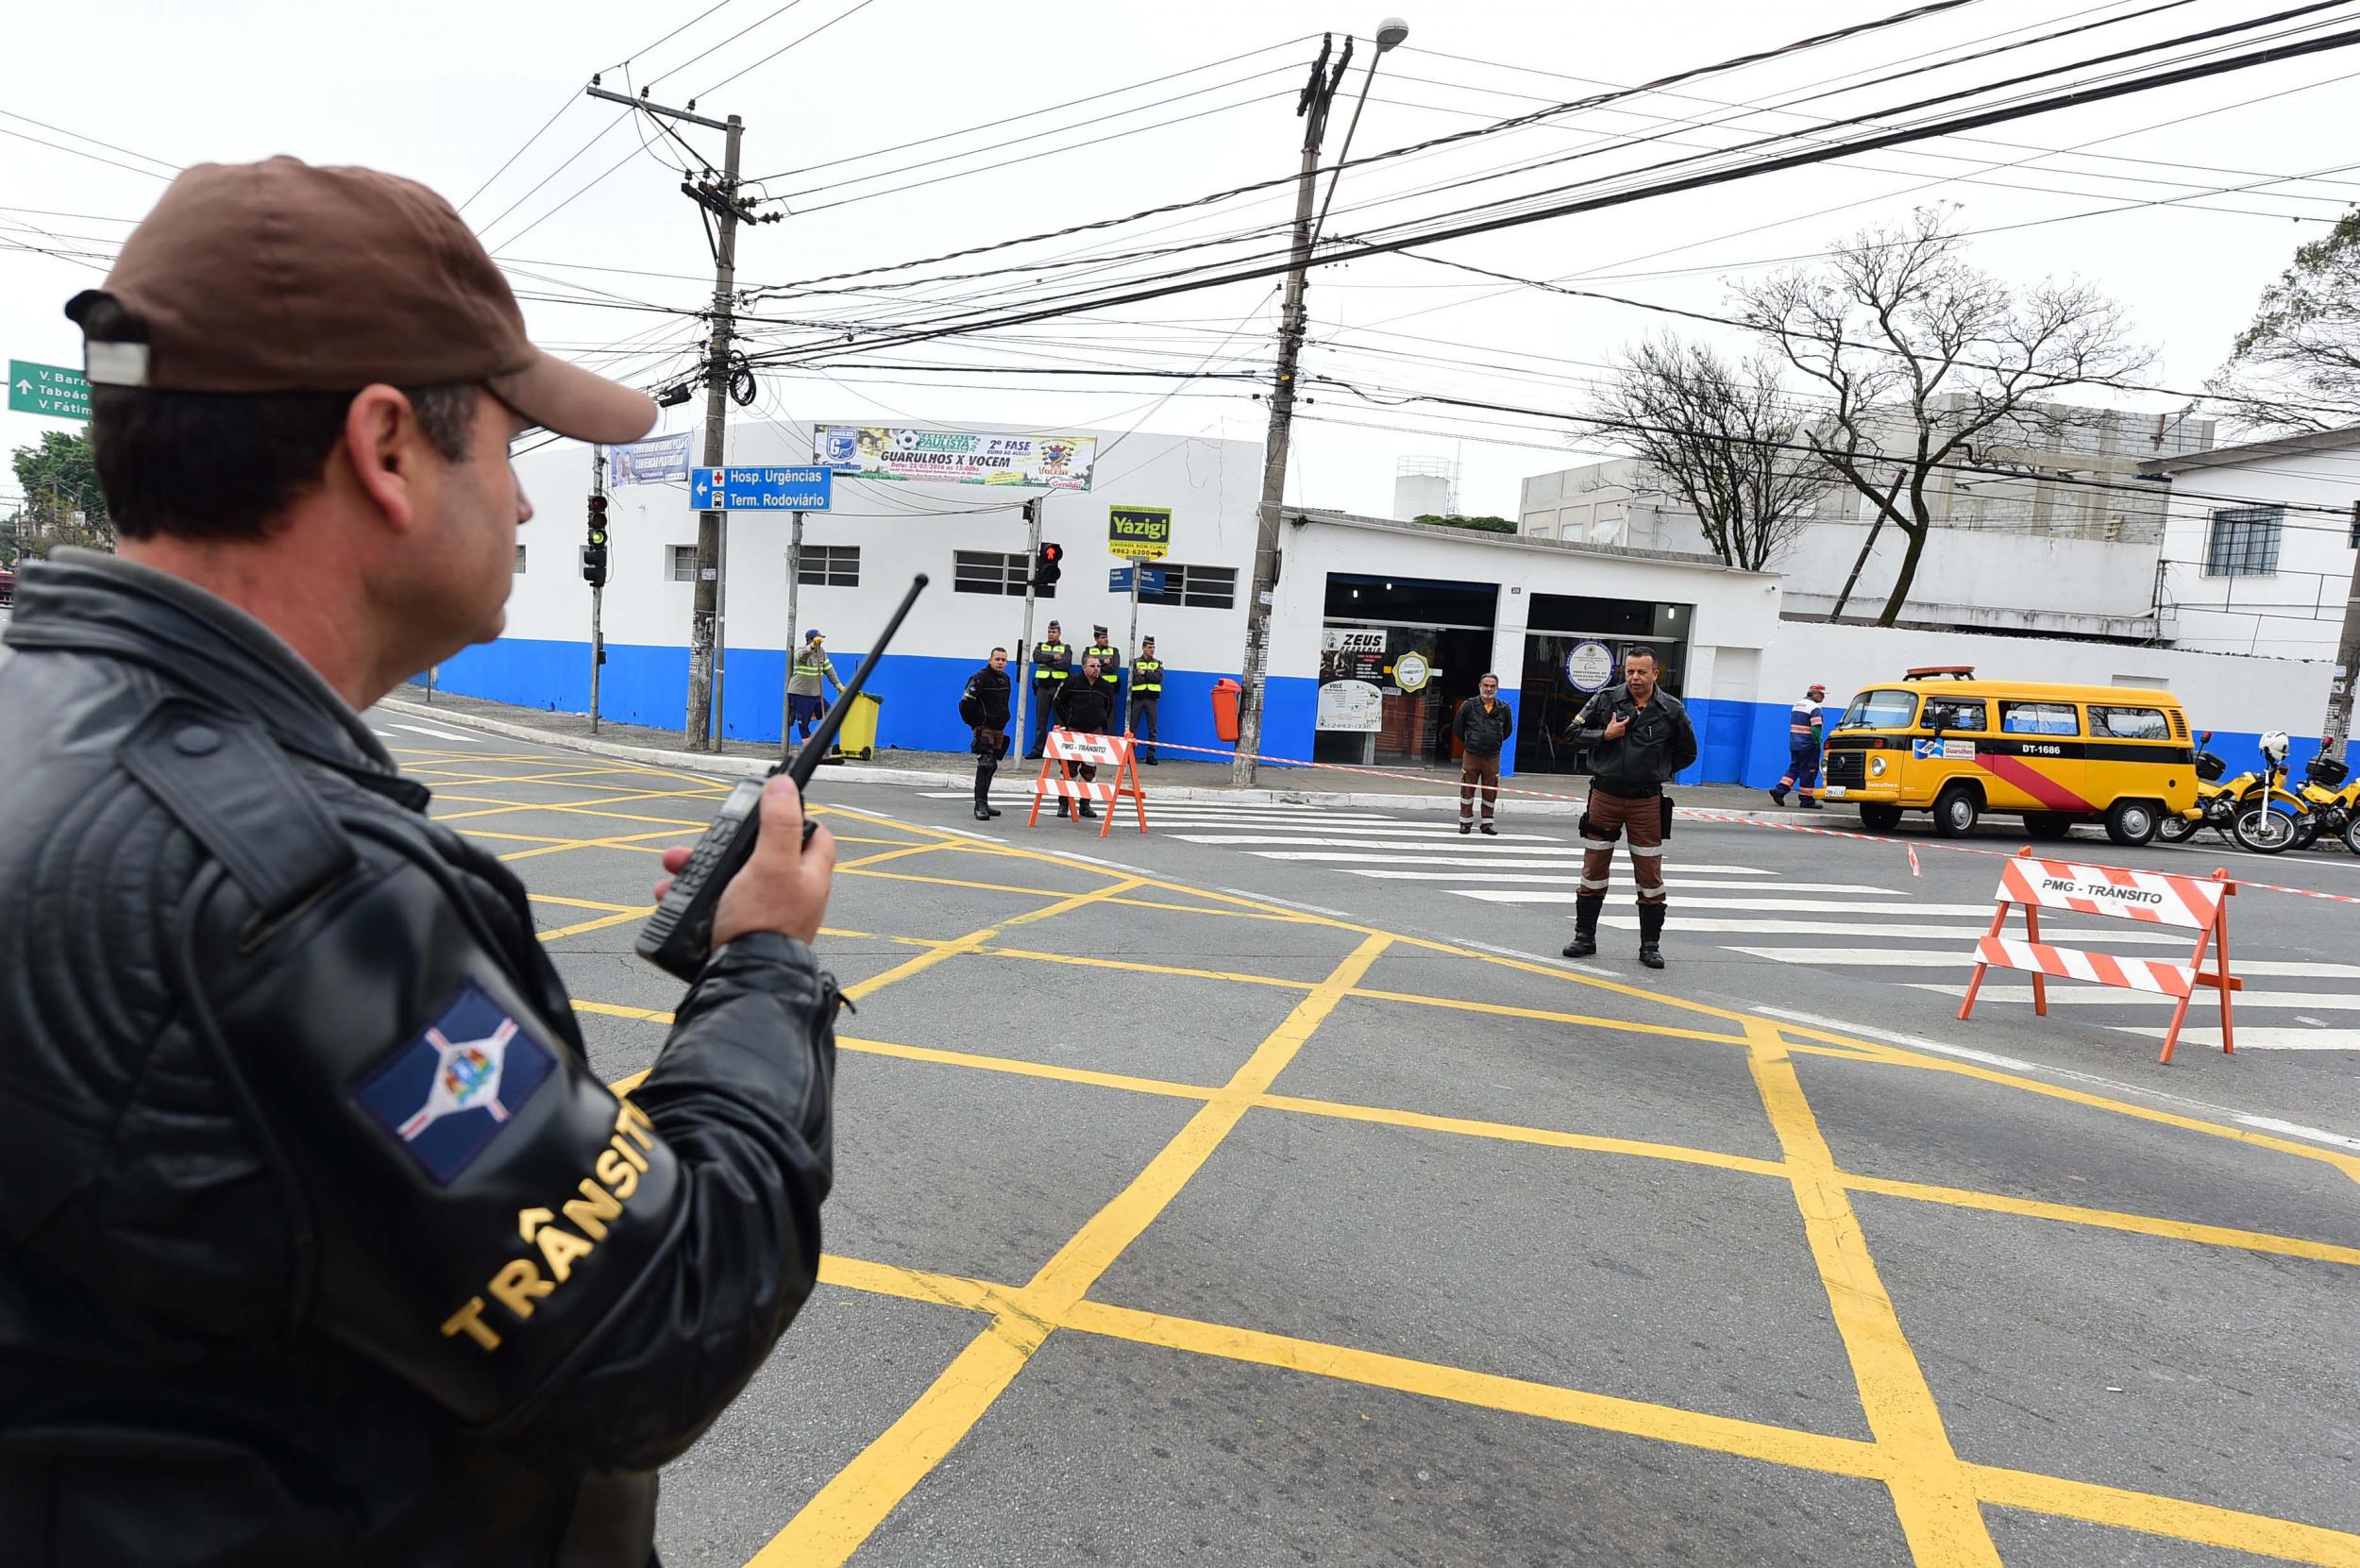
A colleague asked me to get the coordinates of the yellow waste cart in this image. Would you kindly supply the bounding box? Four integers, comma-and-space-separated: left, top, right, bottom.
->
832, 692, 884, 760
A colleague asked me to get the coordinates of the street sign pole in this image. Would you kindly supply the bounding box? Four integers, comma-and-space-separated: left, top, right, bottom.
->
713, 510, 731, 745
780, 509, 804, 763
1015, 494, 1045, 758
590, 445, 606, 734
1123, 565, 1142, 734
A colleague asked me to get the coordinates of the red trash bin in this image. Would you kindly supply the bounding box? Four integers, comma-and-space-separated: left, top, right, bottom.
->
1211, 677, 1242, 744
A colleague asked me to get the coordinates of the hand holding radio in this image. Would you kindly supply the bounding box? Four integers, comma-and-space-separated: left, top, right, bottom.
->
637, 573, 929, 979
652, 776, 836, 949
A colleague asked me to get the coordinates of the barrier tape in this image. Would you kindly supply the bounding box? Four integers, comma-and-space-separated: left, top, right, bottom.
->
1134, 736, 2360, 905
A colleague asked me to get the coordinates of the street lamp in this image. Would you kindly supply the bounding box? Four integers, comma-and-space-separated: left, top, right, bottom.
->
1309, 17, 1409, 250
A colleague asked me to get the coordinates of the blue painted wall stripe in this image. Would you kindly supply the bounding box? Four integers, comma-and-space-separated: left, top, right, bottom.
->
414, 637, 2306, 793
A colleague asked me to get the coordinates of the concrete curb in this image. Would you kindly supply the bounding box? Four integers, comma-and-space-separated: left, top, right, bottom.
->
376, 698, 1835, 822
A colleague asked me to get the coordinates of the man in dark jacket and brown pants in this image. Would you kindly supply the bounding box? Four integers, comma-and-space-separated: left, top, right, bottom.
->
1562, 648, 1697, 969
1452, 673, 1513, 835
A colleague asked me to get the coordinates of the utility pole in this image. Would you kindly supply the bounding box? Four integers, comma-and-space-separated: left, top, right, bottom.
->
589, 445, 607, 733
1231, 33, 1372, 786
1014, 494, 1046, 756
2327, 502, 2360, 750
1122, 562, 1143, 735
586, 82, 774, 750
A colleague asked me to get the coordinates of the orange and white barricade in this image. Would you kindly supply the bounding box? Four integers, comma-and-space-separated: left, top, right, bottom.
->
1027, 728, 1149, 838
1959, 848, 2239, 1064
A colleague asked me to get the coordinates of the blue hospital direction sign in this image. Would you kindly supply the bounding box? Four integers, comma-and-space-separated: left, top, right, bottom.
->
689, 465, 833, 511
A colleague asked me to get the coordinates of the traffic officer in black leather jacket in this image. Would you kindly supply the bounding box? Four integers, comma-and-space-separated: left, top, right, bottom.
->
0, 157, 844, 1568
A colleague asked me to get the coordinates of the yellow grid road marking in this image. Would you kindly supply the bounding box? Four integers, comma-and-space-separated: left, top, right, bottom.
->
825, 801, 2360, 1188
1970, 1461, 2360, 1567
536, 908, 650, 943
789, 1244, 2360, 1568
577, 1001, 2360, 1273
1747, 1019, 2000, 1566
452, 775, 2360, 1562
749, 934, 1392, 1566
527, 892, 642, 914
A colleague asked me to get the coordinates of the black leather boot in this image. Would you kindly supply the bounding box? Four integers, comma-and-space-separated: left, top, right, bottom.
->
1561, 892, 1605, 958
1638, 900, 1667, 969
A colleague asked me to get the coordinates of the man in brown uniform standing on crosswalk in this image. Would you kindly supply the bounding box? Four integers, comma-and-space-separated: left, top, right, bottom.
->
1561, 648, 1697, 970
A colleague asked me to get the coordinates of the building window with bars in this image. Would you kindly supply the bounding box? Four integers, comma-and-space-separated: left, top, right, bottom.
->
669, 545, 699, 583
796, 545, 860, 586
1139, 562, 1238, 610
2203, 506, 2282, 578
952, 549, 1049, 598
514, 545, 527, 574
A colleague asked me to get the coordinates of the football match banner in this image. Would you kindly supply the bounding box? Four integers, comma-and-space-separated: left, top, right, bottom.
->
811, 425, 1096, 490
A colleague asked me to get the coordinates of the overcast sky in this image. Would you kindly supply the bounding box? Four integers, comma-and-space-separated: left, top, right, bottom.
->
7, 0, 2356, 521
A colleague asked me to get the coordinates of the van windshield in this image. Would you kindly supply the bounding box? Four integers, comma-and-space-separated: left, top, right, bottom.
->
1836, 689, 1918, 731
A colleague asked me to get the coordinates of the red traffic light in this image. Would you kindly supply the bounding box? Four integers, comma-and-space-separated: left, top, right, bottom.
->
1039, 543, 1064, 564
588, 495, 608, 514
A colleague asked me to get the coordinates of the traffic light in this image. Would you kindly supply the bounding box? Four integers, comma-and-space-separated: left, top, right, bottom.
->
582, 495, 610, 588
1033, 540, 1064, 590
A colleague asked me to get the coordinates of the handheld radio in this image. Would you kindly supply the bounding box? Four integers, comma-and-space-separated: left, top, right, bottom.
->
635, 573, 930, 979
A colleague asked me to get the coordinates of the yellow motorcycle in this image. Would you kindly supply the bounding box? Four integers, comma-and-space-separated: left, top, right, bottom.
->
2289, 750, 2358, 853
2159, 733, 2257, 845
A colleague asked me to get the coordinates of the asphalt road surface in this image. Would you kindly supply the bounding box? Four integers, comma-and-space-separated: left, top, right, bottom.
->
373, 711, 2360, 1568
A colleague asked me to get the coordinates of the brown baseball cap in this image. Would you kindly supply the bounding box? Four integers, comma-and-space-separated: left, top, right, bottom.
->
65, 156, 655, 445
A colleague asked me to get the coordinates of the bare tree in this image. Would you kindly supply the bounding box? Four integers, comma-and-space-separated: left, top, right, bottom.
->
1586, 335, 1827, 571
1734, 206, 2151, 625
2209, 209, 2360, 431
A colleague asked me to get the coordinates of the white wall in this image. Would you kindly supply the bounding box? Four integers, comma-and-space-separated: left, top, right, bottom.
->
1268, 516, 1785, 686
2157, 450, 2358, 661
504, 417, 1264, 672
1761, 619, 2334, 743
1778, 523, 2163, 634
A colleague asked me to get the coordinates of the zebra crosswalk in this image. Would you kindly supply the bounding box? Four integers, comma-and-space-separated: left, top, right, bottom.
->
915, 789, 2358, 1051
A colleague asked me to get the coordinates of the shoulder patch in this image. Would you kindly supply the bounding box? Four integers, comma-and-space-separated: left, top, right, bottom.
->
120, 700, 360, 921
355, 981, 557, 1184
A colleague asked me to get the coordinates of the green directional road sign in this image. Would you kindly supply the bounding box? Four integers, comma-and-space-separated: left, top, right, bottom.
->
8, 359, 91, 421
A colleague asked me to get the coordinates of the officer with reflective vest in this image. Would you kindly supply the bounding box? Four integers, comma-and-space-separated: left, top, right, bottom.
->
1127, 635, 1165, 764
1025, 619, 1070, 758
1769, 682, 1827, 809
1083, 624, 1121, 702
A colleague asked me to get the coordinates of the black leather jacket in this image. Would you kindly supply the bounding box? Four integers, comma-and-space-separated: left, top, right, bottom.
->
1571, 683, 1698, 797
1053, 675, 1116, 733
1452, 696, 1513, 756
0, 551, 841, 1567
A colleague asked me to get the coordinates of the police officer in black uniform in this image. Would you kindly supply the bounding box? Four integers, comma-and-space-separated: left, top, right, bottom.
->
1083, 625, 1121, 700
1053, 653, 1118, 819
961, 645, 1013, 820
1025, 619, 1070, 758
0, 158, 845, 1568
1128, 635, 1165, 764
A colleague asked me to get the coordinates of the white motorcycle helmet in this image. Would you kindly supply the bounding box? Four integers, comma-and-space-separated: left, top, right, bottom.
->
2261, 731, 2290, 767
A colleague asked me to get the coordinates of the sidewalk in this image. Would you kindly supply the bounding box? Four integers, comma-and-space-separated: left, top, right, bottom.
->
380, 687, 1815, 818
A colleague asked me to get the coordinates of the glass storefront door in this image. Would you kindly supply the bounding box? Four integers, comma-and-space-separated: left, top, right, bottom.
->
1317, 573, 1500, 769
1514, 597, 1692, 776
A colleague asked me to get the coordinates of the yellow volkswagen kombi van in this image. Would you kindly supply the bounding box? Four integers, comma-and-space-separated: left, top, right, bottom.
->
1820, 666, 2197, 846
